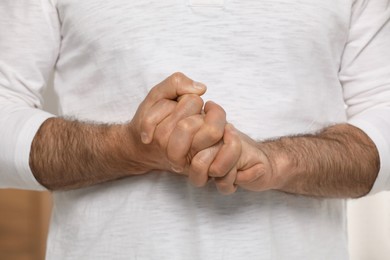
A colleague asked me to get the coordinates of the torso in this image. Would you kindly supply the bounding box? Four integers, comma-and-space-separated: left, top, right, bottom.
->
48, 1, 352, 259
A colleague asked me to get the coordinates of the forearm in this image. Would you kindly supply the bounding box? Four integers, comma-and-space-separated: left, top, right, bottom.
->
30, 118, 145, 190
28, 73, 209, 190
260, 123, 380, 198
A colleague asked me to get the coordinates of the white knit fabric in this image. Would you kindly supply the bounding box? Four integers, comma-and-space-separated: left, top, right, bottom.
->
1, 0, 389, 259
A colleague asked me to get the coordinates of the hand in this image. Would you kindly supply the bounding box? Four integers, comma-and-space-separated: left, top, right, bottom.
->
141, 98, 228, 175
232, 130, 276, 193
213, 123, 380, 198
128, 72, 207, 172
165, 100, 227, 173
137, 82, 228, 177
193, 124, 276, 195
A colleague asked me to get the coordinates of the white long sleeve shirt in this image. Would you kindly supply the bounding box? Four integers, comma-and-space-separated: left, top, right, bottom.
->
1, 0, 390, 259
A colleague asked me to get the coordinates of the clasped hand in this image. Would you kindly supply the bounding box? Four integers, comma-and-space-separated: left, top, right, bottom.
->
129, 73, 277, 194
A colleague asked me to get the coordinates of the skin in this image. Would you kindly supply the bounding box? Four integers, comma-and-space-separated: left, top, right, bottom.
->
199, 123, 379, 198
31, 72, 380, 198
141, 76, 380, 198
30, 72, 226, 190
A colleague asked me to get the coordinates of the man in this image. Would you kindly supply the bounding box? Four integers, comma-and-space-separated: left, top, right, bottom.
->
0, 0, 389, 259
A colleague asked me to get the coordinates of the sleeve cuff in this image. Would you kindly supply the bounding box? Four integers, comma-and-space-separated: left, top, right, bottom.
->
0, 107, 55, 190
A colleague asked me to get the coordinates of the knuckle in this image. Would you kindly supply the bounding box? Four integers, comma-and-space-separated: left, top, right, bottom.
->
183, 94, 204, 108
147, 87, 162, 101
225, 124, 236, 135
170, 72, 186, 88
191, 152, 214, 173
191, 156, 210, 172
206, 125, 224, 143
176, 118, 194, 132
228, 136, 242, 153
210, 163, 227, 178
142, 114, 156, 128
176, 96, 203, 116
210, 102, 227, 117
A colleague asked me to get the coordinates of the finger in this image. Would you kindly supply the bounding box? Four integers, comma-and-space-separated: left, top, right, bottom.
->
154, 94, 204, 143
236, 163, 274, 192
188, 143, 222, 187
209, 124, 242, 178
191, 101, 226, 153
170, 94, 204, 124
235, 164, 265, 185
214, 167, 238, 195
140, 99, 177, 144
236, 173, 270, 192
146, 72, 206, 106
167, 115, 204, 172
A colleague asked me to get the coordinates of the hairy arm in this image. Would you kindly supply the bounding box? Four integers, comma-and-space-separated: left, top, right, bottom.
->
261, 123, 380, 198
205, 123, 380, 198
29, 73, 209, 190
30, 118, 142, 190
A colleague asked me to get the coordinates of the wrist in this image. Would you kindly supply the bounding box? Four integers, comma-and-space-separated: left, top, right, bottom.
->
257, 139, 296, 191
107, 123, 150, 176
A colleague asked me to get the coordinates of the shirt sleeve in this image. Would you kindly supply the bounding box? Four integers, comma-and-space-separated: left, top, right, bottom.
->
0, 0, 60, 190
340, 0, 390, 194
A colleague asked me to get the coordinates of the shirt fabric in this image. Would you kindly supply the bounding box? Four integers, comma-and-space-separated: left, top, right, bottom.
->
1, 0, 390, 259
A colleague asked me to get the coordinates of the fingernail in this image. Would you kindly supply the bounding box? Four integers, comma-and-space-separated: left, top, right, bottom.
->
141, 132, 150, 144
193, 81, 206, 90
171, 165, 184, 173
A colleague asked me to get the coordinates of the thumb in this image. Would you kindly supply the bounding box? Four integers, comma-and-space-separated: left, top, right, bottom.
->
146, 72, 207, 104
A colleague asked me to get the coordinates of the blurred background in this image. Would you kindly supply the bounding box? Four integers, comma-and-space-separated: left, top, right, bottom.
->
1, 190, 389, 259
0, 190, 51, 260
348, 192, 390, 260
0, 86, 389, 260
